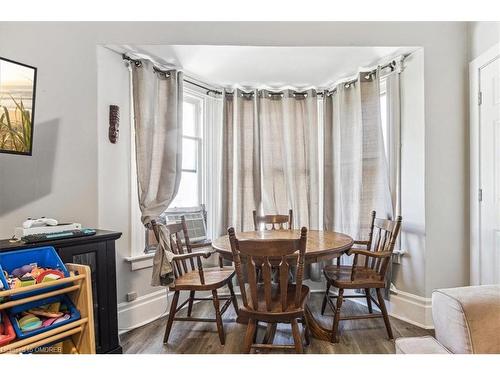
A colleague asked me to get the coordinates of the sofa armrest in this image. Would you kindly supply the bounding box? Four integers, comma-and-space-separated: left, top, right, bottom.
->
395, 336, 451, 354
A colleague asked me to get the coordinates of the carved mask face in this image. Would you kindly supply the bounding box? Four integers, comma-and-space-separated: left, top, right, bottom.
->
109, 105, 119, 144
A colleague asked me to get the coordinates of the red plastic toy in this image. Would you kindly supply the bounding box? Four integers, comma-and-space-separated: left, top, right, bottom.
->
0, 311, 16, 347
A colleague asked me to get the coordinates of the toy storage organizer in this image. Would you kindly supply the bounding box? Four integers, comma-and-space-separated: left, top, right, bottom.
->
0, 263, 95, 354
0, 246, 71, 300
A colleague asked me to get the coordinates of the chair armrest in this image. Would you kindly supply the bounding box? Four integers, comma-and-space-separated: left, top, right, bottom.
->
352, 240, 370, 251
172, 249, 216, 262
353, 240, 370, 245
190, 240, 212, 249
347, 249, 392, 258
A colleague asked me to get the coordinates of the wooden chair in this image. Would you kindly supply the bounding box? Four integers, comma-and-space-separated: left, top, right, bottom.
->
228, 226, 310, 353
321, 211, 402, 343
253, 209, 293, 230
151, 216, 238, 345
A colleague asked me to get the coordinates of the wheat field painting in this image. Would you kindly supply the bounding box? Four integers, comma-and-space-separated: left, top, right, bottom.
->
0, 57, 37, 155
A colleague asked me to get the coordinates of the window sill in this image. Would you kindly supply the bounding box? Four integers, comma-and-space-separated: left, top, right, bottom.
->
125, 252, 155, 271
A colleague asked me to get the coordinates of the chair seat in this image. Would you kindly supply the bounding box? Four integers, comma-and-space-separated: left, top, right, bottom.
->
239, 284, 310, 322
323, 265, 385, 288
171, 266, 235, 291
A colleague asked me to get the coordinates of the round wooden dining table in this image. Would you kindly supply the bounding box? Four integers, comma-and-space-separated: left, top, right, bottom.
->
212, 229, 354, 342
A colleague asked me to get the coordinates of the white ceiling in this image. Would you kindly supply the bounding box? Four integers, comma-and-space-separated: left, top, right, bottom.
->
113, 45, 417, 89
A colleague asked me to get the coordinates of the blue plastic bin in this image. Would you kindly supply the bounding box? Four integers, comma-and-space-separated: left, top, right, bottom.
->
0, 246, 70, 300
9, 294, 80, 340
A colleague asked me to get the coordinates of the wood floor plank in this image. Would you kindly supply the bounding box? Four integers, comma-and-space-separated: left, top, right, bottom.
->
120, 292, 432, 354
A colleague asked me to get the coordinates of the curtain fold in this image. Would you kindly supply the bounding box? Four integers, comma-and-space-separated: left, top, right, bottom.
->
131, 60, 183, 286
221, 89, 320, 234
259, 90, 319, 229
221, 89, 261, 232
205, 94, 224, 241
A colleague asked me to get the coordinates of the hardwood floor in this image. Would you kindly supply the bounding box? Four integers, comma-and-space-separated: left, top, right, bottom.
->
120, 292, 432, 354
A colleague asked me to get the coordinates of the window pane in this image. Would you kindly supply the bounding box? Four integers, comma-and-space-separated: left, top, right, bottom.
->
182, 137, 198, 170
169, 171, 199, 208
183, 101, 197, 137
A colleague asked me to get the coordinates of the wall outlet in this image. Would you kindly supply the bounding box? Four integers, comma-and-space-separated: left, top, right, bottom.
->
126, 291, 138, 302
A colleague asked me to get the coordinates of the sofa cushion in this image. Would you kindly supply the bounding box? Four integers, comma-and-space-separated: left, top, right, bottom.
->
432, 285, 500, 354
395, 336, 450, 354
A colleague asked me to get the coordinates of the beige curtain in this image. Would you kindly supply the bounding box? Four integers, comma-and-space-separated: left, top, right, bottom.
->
259, 89, 319, 229
221, 89, 319, 233
131, 60, 183, 286
323, 69, 392, 242
221, 88, 320, 279
221, 89, 261, 232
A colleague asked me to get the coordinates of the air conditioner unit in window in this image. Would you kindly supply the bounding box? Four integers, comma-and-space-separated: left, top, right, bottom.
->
144, 205, 208, 253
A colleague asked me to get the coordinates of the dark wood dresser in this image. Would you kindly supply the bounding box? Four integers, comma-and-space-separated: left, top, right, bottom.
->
0, 230, 122, 354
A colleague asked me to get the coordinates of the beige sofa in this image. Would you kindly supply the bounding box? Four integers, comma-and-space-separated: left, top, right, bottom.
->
395, 285, 500, 354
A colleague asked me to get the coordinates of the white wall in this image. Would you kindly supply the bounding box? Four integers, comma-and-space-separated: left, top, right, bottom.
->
468, 21, 500, 61
0, 22, 470, 328
0, 24, 99, 232
393, 49, 426, 296
96, 47, 161, 314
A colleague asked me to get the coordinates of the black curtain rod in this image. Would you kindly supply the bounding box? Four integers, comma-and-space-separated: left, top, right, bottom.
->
123, 54, 222, 96
225, 59, 401, 98
123, 54, 404, 98
184, 79, 222, 96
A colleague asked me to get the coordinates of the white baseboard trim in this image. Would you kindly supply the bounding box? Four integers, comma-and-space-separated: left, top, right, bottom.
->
117, 289, 170, 334
311, 279, 431, 328
117, 288, 210, 334
117, 280, 433, 334
387, 289, 433, 329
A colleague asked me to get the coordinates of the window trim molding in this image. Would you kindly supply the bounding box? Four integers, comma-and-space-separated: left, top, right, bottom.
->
129, 67, 146, 261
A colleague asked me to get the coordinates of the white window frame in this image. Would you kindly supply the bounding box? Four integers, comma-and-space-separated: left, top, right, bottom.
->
170, 92, 204, 208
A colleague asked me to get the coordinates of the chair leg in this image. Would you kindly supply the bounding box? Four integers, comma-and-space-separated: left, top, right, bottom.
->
365, 288, 373, 314
253, 320, 259, 342
301, 317, 310, 346
212, 289, 225, 345
376, 288, 393, 340
163, 290, 179, 344
187, 290, 195, 317
227, 278, 239, 313
263, 322, 277, 344
321, 281, 331, 315
243, 319, 257, 353
331, 288, 344, 343
291, 318, 304, 354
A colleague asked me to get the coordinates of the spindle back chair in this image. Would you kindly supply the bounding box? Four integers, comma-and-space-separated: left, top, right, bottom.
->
228, 226, 310, 353
151, 216, 238, 346
321, 211, 402, 343
253, 209, 293, 230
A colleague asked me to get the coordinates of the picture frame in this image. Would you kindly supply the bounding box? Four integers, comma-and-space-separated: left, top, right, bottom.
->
0, 56, 37, 156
